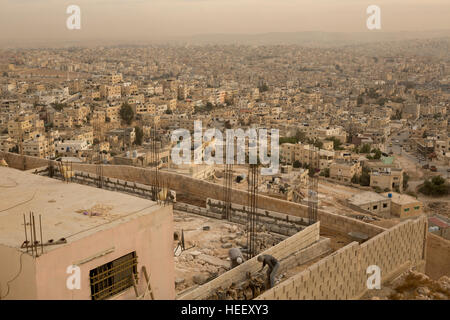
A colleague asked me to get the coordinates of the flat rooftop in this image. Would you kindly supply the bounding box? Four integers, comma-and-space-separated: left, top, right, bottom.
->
0, 167, 161, 252
382, 192, 421, 205
348, 191, 388, 206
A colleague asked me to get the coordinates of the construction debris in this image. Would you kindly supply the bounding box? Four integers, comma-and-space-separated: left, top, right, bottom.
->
207, 272, 267, 300
173, 211, 285, 294
76, 204, 113, 218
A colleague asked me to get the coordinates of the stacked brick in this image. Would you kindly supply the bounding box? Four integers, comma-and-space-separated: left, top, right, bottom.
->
256, 216, 428, 300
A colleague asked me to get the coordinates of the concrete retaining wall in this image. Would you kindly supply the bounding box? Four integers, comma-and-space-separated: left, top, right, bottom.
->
0, 152, 385, 239
256, 216, 428, 300
426, 233, 450, 279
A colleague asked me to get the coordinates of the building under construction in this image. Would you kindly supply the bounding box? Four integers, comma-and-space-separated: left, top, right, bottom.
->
0, 152, 445, 300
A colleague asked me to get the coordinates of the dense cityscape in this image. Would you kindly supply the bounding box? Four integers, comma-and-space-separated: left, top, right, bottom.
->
0, 1, 449, 303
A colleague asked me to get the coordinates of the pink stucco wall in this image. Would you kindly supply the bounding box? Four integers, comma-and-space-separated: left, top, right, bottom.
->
33, 205, 175, 300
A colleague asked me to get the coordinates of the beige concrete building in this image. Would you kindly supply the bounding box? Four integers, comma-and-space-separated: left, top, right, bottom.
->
8, 118, 32, 140
109, 73, 123, 85
280, 143, 296, 164
103, 105, 121, 123
100, 85, 122, 100
370, 168, 403, 192
23, 135, 50, 158
329, 160, 362, 182
347, 191, 391, 217
133, 103, 156, 115
53, 113, 73, 129
0, 136, 15, 153
0, 167, 175, 300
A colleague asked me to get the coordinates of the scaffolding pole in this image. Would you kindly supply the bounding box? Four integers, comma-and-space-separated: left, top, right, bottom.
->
308, 145, 319, 225
246, 164, 259, 260
222, 164, 233, 221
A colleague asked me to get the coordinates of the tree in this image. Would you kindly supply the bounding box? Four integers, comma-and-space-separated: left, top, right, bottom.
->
320, 168, 330, 178
293, 160, 301, 168
120, 103, 134, 125
357, 95, 364, 106
403, 172, 410, 190
280, 137, 299, 145
51, 103, 67, 112
367, 88, 380, 99
351, 174, 360, 184
325, 137, 343, 150
359, 167, 371, 186
390, 110, 403, 120
376, 97, 386, 106
205, 102, 214, 111
307, 138, 323, 149
419, 176, 450, 196
258, 83, 269, 92
295, 130, 306, 143
314, 140, 323, 149
369, 149, 382, 160
134, 126, 144, 146
9, 145, 19, 154
360, 144, 371, 154
391, 97, 405, 103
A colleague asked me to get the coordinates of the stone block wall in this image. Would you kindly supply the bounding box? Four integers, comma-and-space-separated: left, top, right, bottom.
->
256, 216, 428, 300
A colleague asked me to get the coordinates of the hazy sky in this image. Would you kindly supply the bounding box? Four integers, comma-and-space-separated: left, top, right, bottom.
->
1, 0, 449, 43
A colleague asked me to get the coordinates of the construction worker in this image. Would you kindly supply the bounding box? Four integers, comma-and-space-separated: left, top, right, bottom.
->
257, 254, 280, 289
228, 248, 245, 269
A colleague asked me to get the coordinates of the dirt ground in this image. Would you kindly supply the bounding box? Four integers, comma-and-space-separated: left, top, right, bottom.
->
422, 199, 450, 219
395, 154, 425, 181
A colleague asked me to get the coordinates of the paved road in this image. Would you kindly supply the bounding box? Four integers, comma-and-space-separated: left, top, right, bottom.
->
387, 130, 449, 178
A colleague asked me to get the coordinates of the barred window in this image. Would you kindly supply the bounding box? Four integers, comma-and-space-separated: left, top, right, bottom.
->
89, 252, 138, 300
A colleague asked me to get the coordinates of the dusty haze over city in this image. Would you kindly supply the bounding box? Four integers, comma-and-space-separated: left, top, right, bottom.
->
1, 0, 449, 47
0, 0, 449, 303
